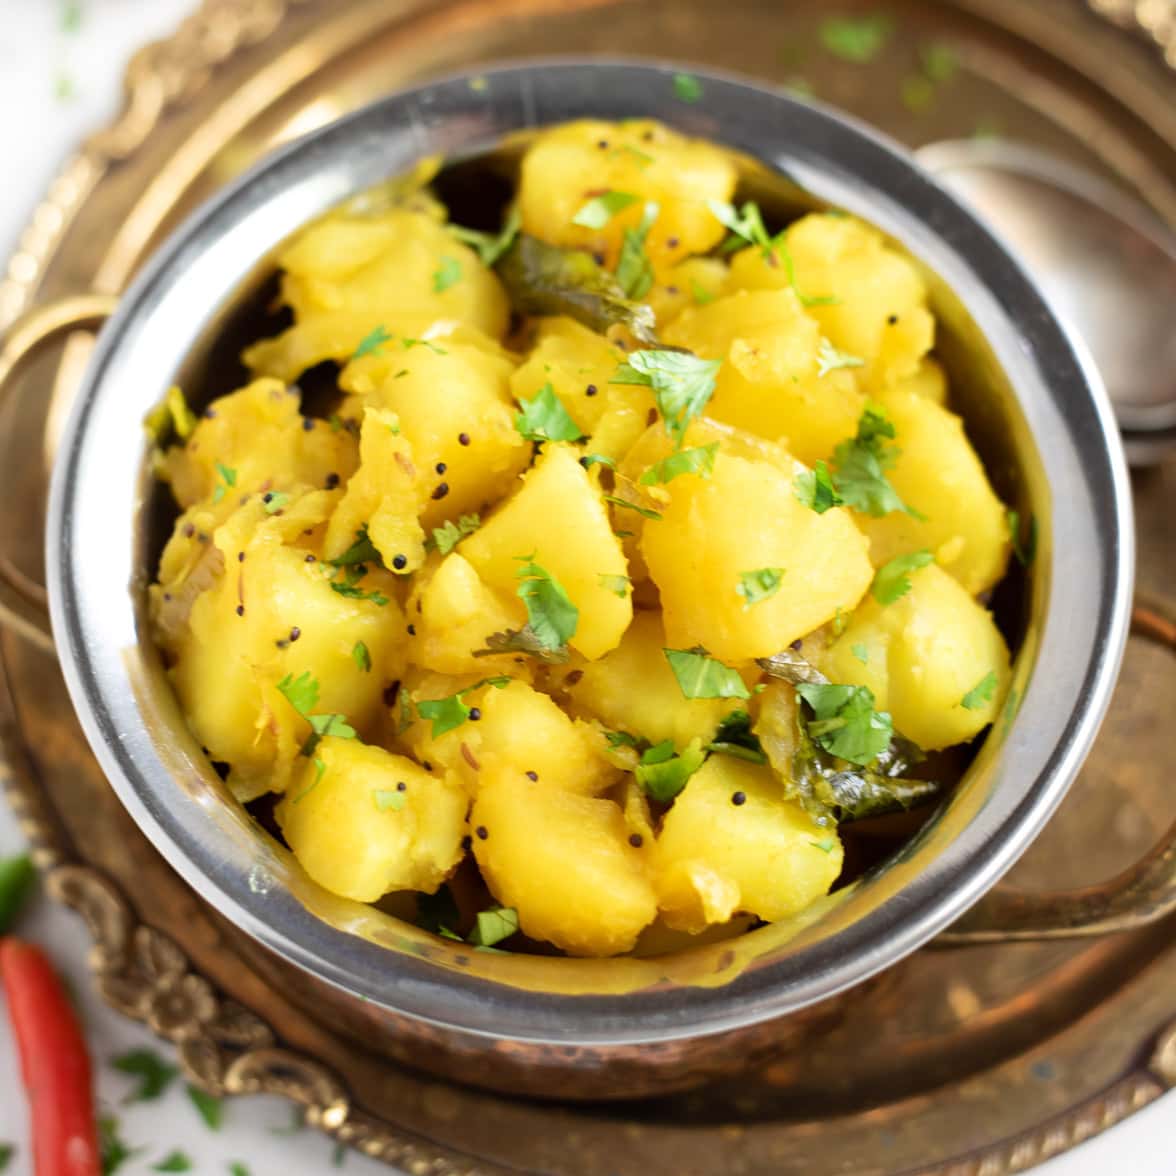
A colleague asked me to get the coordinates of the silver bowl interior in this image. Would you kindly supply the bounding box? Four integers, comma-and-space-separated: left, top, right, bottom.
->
46, 60, 1133, 1046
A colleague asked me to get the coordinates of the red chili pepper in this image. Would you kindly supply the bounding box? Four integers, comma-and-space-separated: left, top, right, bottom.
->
1, 938, 100, 1176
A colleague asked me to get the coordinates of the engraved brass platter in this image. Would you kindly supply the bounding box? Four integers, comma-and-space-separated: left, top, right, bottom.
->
1, 0, 1174, 1172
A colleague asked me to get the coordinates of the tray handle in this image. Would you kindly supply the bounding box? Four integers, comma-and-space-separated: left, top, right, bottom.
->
0, 294, 117, 654
939, 601, 1176, 944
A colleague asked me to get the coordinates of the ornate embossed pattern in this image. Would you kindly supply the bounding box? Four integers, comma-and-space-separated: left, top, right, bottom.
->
0, 1, 1174, 1172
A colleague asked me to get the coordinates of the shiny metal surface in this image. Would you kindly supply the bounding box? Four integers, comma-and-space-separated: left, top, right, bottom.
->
42, 62, 1133, 1059
917, 138, 1176, 463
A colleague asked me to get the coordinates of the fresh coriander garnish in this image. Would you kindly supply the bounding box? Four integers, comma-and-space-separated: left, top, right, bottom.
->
819, 14, 895, 63
706, 709, 767, 764
432, 256, 462, 293
276, 670, 319, 715
99, 1116, 140, 1175
211, 462, 237, 504
229, 1164, 251, 1176
816, 338, 865, 376
328, 567, 390, 607
796, 682, 893, 766
638, 441, 718, 486
832, 606, 849, 637
516, 556, 579, 650
327, 526, 383, 569
664, 648, 750, 700
602, 494, 663, 520
961, 670, 998, 711
736, 566, 786, 610
793, 459, 843, 513
0, 1145, 11, 1173
447, 206, 521, 266
615, 201, 659, 299
401, 336, 448, 355
263, 491, 289, 514
415, 677, 511, 738
373, 787, 407, 812
572, 190, 639, 230
672, 71, 703, 102
690, 279, 716, 306
353, 324, 392, 359
605, 729, 648, 750
597, 573, 631, 597
112, 1048, 178, 1103
1006, 508, 1037, 567
185, 1084, 222, 1129
469, 906, 519, 947
829, 404, 922, 518
612, 349, 721, 446
851, 643, 870, 665
277, 671, 358, 762
809, 837, 837, 854
514, 383, 585, 443
430, 513, 481, 554
580, 453, 617, 469
871, 549, 933, 604
351, 641, 371, 672
635, 739, 706, 802
151, 1152, 192, 1173
611, 144, 654, 167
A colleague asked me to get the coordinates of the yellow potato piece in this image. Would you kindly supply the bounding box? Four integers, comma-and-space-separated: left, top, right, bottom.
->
642, 449, 874, 662
653, 756, 842, 933
279, 737, 467, 902
460, 443, 632, 660
647, 257, 730, 328
815, 562, 1011, 750
471, 768, 657, 955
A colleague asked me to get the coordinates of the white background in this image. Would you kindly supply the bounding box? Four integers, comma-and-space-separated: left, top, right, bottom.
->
0, 1, 1172, 1173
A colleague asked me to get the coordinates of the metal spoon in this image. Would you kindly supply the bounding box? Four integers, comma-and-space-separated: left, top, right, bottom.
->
916, 139, 1176, 465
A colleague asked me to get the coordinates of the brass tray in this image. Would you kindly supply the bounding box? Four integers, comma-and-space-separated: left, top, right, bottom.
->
1, 1, 1174, 1172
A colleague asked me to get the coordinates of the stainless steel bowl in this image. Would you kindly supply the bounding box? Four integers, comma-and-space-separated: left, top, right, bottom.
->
42, 61, 1135, 1098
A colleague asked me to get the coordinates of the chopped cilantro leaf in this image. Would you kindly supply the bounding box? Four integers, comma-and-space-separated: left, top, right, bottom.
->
1006, 508, 1037, 567
514, 383, 585, 443
605, 729, 647, 750
809, 838, 837, 854
638, 442, 718, 485
0, 1145, 13, 1173
571, 190, 639, 230
401, 337, 448, 355
612, 349, 721, 445
961, 670, 998, 711
415, 677, 511, 738
796, 682, 893, 766
816, 337, 865, 376
327, 526, 382, 568
277, 671, 319, 716
736, 566, 785, 609
373, 787, 407, 812
431, 513, 481, 554
152, 1152, 192, 1173
603, 494, 663, 520
185, 1084, 222, 1129
229, 1164, 251, 1176
851, 643, 870, 665
515, 556, 578, 650
830, 405, 920, 518
329, 579, 390, 606
672, 72, 703, 102
832, 606, 849, 637
432, 256, 462, 293
615, 201, 659, 299
819, 15, 894, 63
99, 1115, 139, 1175
353, 324, 392, 359
351, 641, 371, 672
706, 709, 767, 764
707, 198, 775, 258
580, 453, 616, 469
113, 1048, 177, 1103
211, 462, 237, 504
664, 648, 750, 700
448, 206, 522, 266
469, 906, 519, 946
598, 573, 631, 597
793, 459, 844, 513
306, 713, 356, 741
872, 550, 933, 604
690, 279, 716, 305
636, 739, 706, 802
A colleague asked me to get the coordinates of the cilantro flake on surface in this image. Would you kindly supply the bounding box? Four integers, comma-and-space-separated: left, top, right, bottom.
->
277, 670, 319, 716
615, 201, 659, 299
612, 349, 721, 445
638, 442, 718, 486
112, 1048, 178, 1103
1006, 508, 1037, 567
229, 1164, 251, 1176
672, 71, 703, 102
470, 906, 519, 947
961, 670, 999, 711
579, 452, 616, 469
851, 643, 870, 665
793, 459, 844, 513
415, 677, 511, 738
571, 190, 639, 230
211, 462, 237, 505
816, 337, 865, 376
353, 324, 392, 360
819, 14, 895, 63
99, 1115, 140, 1175
690, 278, 716, 305
515, 556, 578, 651
326, 526, 382, 568
0, 1145, 13, 1173
514, 382, 585, 443
432, 255, 462, 293
809, 837, 837, 854
401, 336, 448, 355
706, 709, 767, 764
448, 206, 522, 266
597, 573, 631, 598
796, 682, 893, 766
605, 729, 647, 750
185, 1084, 222, 1130
664, 649, 750, 700
262, 491, 289, 514
871, 549, 933, 604
351, 640, 372, 672
373, 787, 407, 812
635, 738, 707, 802
830, 404, 921, 518
152, 1153, 192, 1173
431, 513, 481, 554
736, 566, 786, 609
602, 493, 663, 521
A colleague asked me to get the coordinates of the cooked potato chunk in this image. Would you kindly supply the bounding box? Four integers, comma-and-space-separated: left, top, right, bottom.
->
858, 389, 1010, 595
279, 738, 467, 902
647, 257, 730, 327
642, 448, 874, 661
815, 562, 1011, 749
460, 443, 632, 659
662, 288, 867, 465
653, 756, 842, 932
471, 768, 657, 955
519, 119, 737, 273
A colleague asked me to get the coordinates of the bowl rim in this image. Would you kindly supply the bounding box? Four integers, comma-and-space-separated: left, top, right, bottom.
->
45, 58, 1134, 1047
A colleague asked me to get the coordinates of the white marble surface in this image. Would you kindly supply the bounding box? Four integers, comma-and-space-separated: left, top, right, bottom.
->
0, 2, 1171, 1173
